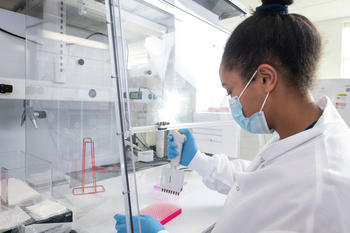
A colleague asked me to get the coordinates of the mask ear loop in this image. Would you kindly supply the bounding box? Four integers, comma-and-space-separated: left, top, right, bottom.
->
259, 92, 270, 112
238, 70, 258, 99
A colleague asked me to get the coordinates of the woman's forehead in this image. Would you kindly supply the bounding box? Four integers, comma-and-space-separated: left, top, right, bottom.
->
220, 68, 242, 86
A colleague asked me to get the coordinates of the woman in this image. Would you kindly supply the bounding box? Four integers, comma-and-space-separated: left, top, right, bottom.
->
115, 0, 350, 232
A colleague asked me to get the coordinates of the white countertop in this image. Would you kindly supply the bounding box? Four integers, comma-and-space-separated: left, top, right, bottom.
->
58, 165, 226, 233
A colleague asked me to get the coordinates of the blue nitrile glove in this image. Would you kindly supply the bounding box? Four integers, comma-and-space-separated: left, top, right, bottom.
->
114, 214, 165, 233
167, 128, 198, 166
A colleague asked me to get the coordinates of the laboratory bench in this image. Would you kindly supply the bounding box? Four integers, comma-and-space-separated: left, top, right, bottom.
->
57, 164, 226, 233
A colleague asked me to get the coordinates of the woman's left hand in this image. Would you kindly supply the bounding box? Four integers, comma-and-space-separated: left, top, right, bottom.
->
114, 214, 165, 233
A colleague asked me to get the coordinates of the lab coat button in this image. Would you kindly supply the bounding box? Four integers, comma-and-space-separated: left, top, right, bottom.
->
260, 157, 265, 163
236, 186, 240, 191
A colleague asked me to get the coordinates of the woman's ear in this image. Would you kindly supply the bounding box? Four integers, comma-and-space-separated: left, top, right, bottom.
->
256, 64, 278, 92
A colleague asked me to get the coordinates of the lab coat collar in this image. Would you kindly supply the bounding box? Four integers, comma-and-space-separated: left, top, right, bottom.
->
247, 96, 337, 172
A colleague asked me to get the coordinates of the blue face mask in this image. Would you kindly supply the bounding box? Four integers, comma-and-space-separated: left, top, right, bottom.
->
229, 70, 274, 134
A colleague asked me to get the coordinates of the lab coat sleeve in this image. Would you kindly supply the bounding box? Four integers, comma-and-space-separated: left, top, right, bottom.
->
188, 151, 251, 194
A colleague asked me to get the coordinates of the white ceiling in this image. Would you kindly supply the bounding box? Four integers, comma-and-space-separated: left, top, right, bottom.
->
219, 0, 350, 32
241, 0, 350, 22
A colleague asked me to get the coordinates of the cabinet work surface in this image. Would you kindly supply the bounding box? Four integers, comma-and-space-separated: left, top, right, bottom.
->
58, 165, 226, 233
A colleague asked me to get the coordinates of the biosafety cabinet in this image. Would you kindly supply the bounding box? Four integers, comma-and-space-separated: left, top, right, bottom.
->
0, 0, 245, 232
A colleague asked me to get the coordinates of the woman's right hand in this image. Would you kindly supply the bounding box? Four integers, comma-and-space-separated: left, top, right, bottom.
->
167, 128, 198, 166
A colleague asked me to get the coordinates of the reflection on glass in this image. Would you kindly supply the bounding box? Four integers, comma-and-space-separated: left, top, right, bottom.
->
121, 0, 236, 130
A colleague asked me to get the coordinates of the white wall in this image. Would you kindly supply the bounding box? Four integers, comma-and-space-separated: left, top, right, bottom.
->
315, 17, 350, 79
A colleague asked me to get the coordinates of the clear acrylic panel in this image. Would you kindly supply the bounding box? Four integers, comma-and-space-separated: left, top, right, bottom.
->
24, 0, 132, 232
117, 0, 242, 132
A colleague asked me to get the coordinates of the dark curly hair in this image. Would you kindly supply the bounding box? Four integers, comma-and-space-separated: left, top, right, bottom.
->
221, 0, 322, 95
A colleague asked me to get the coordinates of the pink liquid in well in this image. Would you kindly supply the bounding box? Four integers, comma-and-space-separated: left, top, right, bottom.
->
140, 202, 182, 225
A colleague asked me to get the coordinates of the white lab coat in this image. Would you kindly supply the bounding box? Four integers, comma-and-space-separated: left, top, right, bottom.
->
187, 96, 350, 233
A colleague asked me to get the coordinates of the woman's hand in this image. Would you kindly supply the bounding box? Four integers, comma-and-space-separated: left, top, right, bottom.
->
114, 214, 165, 233
167, 128, 198, 166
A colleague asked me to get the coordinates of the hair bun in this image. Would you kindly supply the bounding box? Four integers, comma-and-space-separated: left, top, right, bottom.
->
261, 0, 294, 6
257, 0, 293, 14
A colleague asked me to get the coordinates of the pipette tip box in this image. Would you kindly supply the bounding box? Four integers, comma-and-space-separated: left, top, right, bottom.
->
140, 202, 182, 225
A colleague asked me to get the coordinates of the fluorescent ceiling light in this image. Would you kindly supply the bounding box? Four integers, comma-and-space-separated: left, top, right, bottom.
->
28, 29, 108, 50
